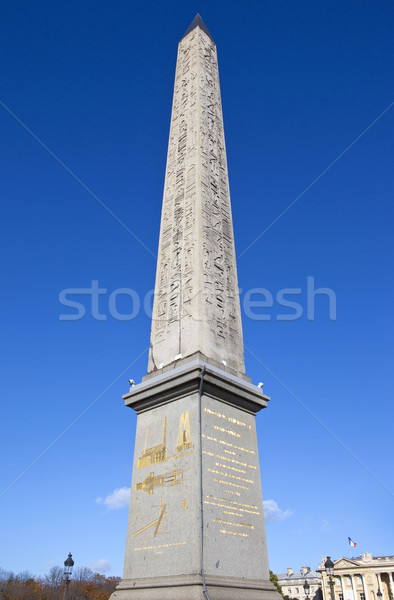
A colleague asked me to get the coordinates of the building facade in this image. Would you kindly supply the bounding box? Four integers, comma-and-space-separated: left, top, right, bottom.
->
318, 554, 394, 600
277, 567, 322, 600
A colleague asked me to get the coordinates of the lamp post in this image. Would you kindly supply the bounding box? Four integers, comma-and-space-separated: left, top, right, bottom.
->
63, 552, 74, 600
324, 556, 335, 600
304, 579, 310, 600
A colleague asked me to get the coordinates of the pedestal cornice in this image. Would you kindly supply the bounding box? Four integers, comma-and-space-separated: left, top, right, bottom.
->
114, 573, 280, 600
123, 359, 270, 415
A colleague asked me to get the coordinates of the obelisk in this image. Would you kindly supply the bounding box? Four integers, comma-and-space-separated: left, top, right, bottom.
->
112, 15, 281, 600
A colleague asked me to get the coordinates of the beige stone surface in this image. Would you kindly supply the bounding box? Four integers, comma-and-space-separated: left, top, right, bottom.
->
277, 566, 322, 600
319, 553, 394, 600
148, 21, 245, 377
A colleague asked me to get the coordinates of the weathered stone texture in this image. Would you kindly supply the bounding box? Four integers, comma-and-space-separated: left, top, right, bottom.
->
148, 24, 245, 378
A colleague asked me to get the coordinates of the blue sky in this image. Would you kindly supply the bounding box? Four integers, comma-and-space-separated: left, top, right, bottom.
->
1, 0, 393, 578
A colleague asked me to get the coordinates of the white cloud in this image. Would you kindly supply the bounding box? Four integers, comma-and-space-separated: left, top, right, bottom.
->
96, 487, 131, 510
88, 559, 112, 574
263, 499, 292, 523
40, 560, 59, 573
96, 489, 291, 525
322, 519, 330, 532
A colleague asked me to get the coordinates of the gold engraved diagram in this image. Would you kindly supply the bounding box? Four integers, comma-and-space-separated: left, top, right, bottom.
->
135, 412, 192, 497
176, 411, 192, 453
137, 417, 167, 468
135, 469, 184, 495
132, 498, 168, 539
182, 486, 189, 510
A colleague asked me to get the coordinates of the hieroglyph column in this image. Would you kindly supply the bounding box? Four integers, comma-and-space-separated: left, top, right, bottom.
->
148, 17, 245, 378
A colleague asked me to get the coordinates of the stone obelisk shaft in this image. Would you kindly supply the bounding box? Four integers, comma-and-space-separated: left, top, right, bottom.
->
148, 20, 245, 378
112, 16, 281, 600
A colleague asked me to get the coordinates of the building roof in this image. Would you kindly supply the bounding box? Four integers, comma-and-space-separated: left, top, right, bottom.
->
318, 553, 394, 572
305, 571, 320, 578
333, 554, 394, 563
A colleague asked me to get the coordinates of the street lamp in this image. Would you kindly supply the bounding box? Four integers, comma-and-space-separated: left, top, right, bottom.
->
63, 553, 74, 600
304, 579, 310, 600
324, 557, 335, 600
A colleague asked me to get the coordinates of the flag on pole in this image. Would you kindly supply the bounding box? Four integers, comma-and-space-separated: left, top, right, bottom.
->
348, 537, 357, 547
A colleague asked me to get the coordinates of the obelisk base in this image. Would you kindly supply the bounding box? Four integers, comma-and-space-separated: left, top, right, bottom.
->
113, 574, 281, 600
113, 361, 280, 600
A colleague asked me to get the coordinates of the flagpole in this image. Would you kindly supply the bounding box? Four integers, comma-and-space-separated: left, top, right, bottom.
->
348, 538, 356, 558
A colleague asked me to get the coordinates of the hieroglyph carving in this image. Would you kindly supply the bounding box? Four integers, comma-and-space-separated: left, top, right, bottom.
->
148, 26, 245, 376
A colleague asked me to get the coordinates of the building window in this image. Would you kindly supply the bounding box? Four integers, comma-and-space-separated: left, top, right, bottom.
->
311, 587, 314, 593
360, 594, 365, 600
296, 588, 299, 594
339, 594, 343, 600
288, 590, 291, 595
336, 578, 342, 586
346, 577, 352, 586
357, 577, 362, 585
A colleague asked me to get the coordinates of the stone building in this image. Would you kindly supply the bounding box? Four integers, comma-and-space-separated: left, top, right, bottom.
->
277, 566, 322, 600
318, 554, 394, 600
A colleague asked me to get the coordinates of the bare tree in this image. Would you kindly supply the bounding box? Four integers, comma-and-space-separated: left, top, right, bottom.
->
43, 566, 64, 587
0, 566, 120, 600
72, 567, 95, 582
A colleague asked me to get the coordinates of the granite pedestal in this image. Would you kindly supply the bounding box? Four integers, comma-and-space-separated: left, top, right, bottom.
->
111, 361, 281, 600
